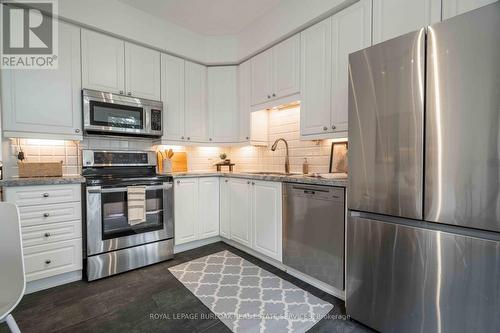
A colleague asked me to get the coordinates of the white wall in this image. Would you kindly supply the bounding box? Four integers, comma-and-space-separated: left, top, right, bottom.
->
33, 0, 353, 64
237, 0, 353, 60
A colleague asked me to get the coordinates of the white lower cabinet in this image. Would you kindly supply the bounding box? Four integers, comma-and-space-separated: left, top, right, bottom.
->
4, 184, 83, 285
174, 177, 220, 245
228, 178, 252, 247
227, 178, 282, 261
251, 180, 282, 261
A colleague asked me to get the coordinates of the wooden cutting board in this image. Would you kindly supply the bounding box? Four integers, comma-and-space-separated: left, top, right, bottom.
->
170, 152, 188, 172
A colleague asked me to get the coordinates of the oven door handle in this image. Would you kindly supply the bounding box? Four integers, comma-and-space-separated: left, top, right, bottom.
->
87, 184, 171, 194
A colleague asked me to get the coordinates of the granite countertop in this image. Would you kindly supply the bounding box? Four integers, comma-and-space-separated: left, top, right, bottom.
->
0, 175, 85, 187
167, 171, 348, 187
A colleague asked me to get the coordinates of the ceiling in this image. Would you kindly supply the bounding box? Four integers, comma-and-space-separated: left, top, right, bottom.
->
117, 0, 282, 36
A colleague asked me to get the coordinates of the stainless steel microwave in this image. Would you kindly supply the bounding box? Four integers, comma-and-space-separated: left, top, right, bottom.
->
83, 89, 163, 138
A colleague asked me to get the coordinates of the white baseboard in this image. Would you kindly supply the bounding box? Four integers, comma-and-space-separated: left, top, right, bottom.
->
222, 238, 345, 300
174, 236, 222, 254
25, 270, 82, 294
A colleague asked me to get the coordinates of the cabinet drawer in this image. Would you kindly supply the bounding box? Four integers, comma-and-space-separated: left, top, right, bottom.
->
23, 239, 82, 282
4, 184, 81, 206
22, 221, 82, 247
18, 202, 81, 227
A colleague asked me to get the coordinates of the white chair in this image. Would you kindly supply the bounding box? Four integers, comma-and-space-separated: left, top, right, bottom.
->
0, 202, 25, 333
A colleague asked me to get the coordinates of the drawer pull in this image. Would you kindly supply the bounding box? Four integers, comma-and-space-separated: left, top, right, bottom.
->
45, 259, 51, 264
43, 213, 50, 218
44, 232, 51, 238
43, 193, 49, 198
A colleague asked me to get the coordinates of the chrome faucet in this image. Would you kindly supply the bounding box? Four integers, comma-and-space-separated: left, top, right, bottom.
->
271, 138, 290, 174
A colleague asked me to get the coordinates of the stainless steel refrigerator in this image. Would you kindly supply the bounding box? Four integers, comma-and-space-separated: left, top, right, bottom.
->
346, 3, 500, 333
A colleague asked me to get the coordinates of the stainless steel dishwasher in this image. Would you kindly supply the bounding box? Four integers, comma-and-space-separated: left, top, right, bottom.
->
283, 183, 345, 290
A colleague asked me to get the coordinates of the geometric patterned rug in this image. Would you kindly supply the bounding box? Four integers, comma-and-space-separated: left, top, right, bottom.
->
168, 250, 333, 332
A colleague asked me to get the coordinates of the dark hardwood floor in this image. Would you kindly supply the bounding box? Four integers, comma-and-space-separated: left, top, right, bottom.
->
0, 242, 373, 333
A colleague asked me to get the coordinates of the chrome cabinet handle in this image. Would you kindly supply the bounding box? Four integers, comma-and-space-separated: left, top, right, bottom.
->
75, 129, 80, 133
323, 126, 328, 131
127, 92, 132, 96
225, 179, 228, 183
252, 182, 255, 185
209, 138, 212, 141
187, 137, 191, 140
331, 125, 336, 130
119, 90, 124, 95
177, 180, 180, 184
45, 259, 51, 264
43, 193, 49, 198
246, 136, 249, 140
44, 232, 51, 237
181, 136, 185, 140
247, 181, 250, 184
272, 93, 276, 97
267, 95, 271, 99
43, 213, 50, 218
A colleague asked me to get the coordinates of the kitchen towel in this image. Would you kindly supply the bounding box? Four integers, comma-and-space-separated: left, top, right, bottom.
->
127, 186, 146, 225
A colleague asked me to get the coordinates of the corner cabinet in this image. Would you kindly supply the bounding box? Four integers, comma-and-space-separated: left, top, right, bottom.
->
251, 35, 300, 106
372, 0, 441, 44
81, 29, 161, 100
207, 66, 239, 143
300, 0, 371, 140
174, 177, 220, 246
1, 22, 83, 140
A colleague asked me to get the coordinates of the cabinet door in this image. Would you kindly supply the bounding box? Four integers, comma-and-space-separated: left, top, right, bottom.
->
250, 49, 273, 105
198, 177, 220, 239
442, 0, 497, 19
125, 43, 161, 100
185, 61, 208, 142
272, 35, 300, 99
161, 54, 185, 141
252, 181, 282, 261
373, 0, 441, 44
1, 22, 82, 139
300, 18, 332, 136
219, 178, 231, 238
229, 178, 252, 247
208, 66, 239, 142
174, 178, 198, 245
331, 0, 372, 134
238, 61, 251, 142
81, 29, 125, 94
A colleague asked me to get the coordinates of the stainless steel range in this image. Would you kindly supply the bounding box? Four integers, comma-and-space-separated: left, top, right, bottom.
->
82, 149, 174, 281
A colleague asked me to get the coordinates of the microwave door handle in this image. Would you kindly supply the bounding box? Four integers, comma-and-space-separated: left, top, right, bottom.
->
87, 184, 168, 194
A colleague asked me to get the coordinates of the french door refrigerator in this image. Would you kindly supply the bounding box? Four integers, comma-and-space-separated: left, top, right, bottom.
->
346, 3, 500, 333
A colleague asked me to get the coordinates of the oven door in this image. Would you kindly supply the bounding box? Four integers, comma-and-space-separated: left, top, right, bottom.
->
86, 182, 173, 256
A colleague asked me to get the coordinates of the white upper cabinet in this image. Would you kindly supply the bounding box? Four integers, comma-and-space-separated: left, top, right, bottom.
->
81, 30, 125, 95
198, 177, 220, 239
238, 60, 251, 142
82, 30, 160, 100
300, 17, 332, 137
252, 180, 282, 261
442, 0, 497, 19
124, 43, 161, 100
161, 54, 185, 141
251, 49, 273, 105
331, 0, 372, 134
208, 66, 239, 143
229, 178, 252, 248
184, 61, 208, 142
272, 35, 300, 100
373, 0, 441, 44
1, 22, 82, 140
251, 35, 300, 106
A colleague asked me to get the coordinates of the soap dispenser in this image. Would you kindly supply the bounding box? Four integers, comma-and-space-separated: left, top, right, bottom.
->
302, 158, 309, 174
